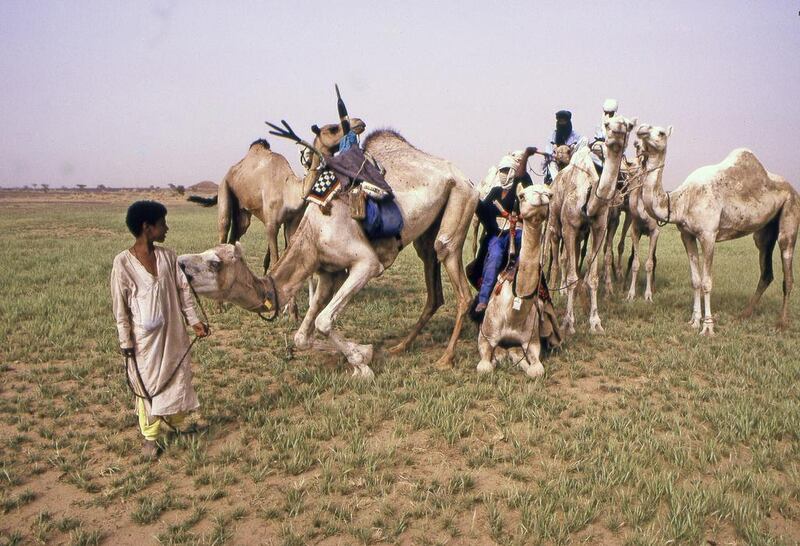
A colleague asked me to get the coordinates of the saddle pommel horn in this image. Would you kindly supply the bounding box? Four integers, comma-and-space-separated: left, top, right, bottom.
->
335, 83, 350, 133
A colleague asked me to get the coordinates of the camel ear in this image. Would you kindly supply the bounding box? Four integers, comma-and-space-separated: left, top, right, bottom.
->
234, 241, 244, 258
666, 126, 673, 137
311, 124, 321, 135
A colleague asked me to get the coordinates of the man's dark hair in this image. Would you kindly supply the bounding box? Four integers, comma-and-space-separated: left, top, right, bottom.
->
126, 200, 168, 236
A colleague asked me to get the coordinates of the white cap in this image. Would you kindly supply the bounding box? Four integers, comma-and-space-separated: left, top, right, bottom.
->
497, 150, 523, 171
602, 98, 618, 113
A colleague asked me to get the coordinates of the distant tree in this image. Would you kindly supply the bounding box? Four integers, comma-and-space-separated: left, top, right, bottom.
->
97, 184, 106, 191
32, 183, 38, 190
41, 184, 49, 193
168, 183, 186, 196
77, 184, 86, 191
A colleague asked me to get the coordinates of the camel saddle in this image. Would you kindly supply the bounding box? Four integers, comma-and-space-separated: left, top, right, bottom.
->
325, 147, 393, 198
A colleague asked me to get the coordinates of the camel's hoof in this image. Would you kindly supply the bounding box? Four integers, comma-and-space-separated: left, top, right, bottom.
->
739, 308, 754, 320
775, 319, 788, 331
625, 292, 636, 302
435, 355, 454, 370
524, 362, 544, 379
386, 342, 407, 356
699, 323, 715, 337
688, 318, 701, 329
351, 365, 375, 380
589, 323, 605, 334
476, 361, 495, 374
644, 293, 653, 303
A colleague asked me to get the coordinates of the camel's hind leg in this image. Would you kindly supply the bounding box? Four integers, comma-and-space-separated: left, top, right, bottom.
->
432, 183, 480, 369
388, 227, 444, 355
777, 203, 799, 328
740, 221, 778, 320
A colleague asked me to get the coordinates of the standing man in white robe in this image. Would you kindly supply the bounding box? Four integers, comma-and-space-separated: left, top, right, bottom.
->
111, 200, 208, 458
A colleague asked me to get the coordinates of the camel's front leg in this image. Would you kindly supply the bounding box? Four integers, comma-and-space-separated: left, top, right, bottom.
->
561, 229, 578, 335
315, 260, 384, 377
698, 233, 717, 336
587, 220, 608, 333
616, 211, 631, 280
293, 271, 342, 352
643, 228, 660, 302
680, 231, 703, 329
626, 225, 642, 301
476, 330, 496, 374
509, 336, 543, 379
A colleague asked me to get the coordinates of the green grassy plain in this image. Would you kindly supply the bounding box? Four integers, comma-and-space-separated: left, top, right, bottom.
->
0, 194, 798, 545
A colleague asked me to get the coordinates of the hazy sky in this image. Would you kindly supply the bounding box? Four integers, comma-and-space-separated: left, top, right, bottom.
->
1, 1, 798, 190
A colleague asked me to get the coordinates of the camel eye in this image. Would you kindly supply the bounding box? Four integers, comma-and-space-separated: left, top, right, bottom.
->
658, 131, 665, 137
209, 259, 222, 271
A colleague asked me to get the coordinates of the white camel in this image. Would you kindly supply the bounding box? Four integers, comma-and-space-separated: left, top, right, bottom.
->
637, 124, 799, 334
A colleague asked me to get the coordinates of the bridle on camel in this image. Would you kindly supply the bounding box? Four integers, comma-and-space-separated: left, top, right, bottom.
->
256, 275, 280, 322
122, 281, 210, 429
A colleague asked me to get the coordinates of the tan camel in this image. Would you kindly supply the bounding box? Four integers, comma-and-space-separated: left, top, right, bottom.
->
188, 119, 364, 273
180, 128, 479, 377
623, 141, 660, 301
546, 115, 637, 334
637, 125, 799, 334
477, 184, 559, 378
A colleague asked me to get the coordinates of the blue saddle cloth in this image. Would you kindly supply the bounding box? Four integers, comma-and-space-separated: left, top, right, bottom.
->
362, 198, 404, 240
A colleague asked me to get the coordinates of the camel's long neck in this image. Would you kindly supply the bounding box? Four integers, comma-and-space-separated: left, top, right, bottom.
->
515, 218, 545, 298
267, 223, 320, 307
586, 146, 623, 217
641, 151, 675, 223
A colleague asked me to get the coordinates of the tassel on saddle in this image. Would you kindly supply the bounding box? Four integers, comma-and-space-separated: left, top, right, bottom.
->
349, 187, 367, 220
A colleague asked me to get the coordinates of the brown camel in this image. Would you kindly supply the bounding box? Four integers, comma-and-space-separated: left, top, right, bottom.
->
637, 124, 799, 334
622, 143, 660, 301
188, 118, 364, 273
180, 127, 479, 377
547, 116, 637, 334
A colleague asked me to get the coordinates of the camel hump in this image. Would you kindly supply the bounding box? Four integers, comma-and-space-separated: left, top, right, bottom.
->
717, 148, 768, 180
249, 138, 270, 150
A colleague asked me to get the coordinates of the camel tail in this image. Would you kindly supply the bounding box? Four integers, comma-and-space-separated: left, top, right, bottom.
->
187, 195, 218, 207
217, 178, 241, 244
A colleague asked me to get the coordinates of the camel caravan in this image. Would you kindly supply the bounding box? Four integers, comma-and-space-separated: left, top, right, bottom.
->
181, 88, 799, 379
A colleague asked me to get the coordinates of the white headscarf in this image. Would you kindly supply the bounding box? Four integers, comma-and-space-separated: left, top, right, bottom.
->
497, 150, 524, 189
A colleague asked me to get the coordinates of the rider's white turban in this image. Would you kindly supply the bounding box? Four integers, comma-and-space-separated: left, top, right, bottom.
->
497, 150, 524, 189
602, 98, 618, 114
